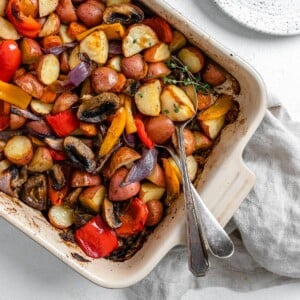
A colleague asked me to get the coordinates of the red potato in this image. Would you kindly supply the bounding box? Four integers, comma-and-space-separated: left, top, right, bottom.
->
143, 42, 170, 63
177, 47, 205, 74
20, 38, 42, 64
121, 54, 148, 80
91, 66, 119, 93
109, 167, 140, 201
146, 163, 165, 187
197, 92, 212, 110
71, 170, 102, 187
146, 62, 171, 79
193, 131, 213, 150
39, 0, 59, 18
77, 0, 105, 28
36, 54, 60, 85
14, 73, 44, 99
172, 128, 196, 156
28, 146, 53, 172
4, 136, 33, 166
79, 185, 106, 213
145, 114, 175, 145
48, 205, 74, 229
9, 113, 26, 130
55, 0, 77, 24
52, 92, 78, 114
38, 13, 61, 37
199, 115, 226, 140
202, 62, 226, 86
146, 199, 163, 226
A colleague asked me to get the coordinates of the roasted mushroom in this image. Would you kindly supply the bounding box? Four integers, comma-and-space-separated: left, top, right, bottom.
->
102, 197, 122, 229
48, 164, 66, 191
103, 4, 144, 25
21, 174, 48, 211
63, 136, 96, 172
77, 93, 121, 123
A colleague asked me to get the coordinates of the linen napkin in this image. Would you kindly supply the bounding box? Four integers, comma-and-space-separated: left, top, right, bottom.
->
123, 100, 300, 299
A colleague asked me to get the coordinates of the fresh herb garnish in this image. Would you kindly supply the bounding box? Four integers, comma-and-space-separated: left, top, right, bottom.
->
164, 57, 212, 93
173, 104, 179, 113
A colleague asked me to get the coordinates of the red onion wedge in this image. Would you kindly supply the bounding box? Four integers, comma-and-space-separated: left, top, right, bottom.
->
11, 106, 41, 121
121, 147, 157, 186
42, 42, 77, 55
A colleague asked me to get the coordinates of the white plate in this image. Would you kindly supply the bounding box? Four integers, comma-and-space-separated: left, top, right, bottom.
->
214, 0, 300, 35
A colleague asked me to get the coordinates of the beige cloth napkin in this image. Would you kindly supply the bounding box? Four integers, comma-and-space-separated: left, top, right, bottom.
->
122, 102, 300, 299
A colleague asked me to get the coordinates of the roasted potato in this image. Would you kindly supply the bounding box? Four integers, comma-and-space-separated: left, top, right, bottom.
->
36, 54, 60, 85
135, 79, 161, 116
55, 0, 77, 24
39, 0, 59, 18
77, 0, 105, 28
0, 16, 20, 40
146, 199, 163, 226
28, 147, 53, 172
4, 136, 33, 166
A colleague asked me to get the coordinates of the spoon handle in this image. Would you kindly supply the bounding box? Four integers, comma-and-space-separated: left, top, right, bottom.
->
177, 127, 209, 276
190, 184, 234, 258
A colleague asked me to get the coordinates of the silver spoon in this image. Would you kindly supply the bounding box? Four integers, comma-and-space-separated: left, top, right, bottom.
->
160, 144, 234, 258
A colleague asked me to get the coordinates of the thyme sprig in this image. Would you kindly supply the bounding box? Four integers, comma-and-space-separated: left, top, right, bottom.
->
164, 58, 212, 94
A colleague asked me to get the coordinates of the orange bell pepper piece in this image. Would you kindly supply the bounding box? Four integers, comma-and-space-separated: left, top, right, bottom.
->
123, 95, 137, 135
6, 0, 42, 38
99, 107, 126, 157
0, 80, 31, 109
198, 94, 233, 121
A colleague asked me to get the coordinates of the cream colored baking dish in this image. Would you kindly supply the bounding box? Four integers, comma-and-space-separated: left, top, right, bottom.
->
0, 0, 267, 288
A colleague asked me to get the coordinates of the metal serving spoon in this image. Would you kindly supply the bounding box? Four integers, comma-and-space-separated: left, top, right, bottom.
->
167, 57, 234, 275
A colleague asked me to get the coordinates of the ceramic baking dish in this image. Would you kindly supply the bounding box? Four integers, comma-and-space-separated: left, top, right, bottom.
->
0, 0, 267, 288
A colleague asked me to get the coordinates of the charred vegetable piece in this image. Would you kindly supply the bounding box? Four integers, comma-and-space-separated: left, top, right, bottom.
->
103, 4, 144, 25
21, 174, 48, 211
75, 215, 118, 258
102, 197, 122, 229
48, 164, 66, 190
63, 136, 96, 172
0, 169, 17, 196
115, 197, 148, 237
77, 93, 120, 123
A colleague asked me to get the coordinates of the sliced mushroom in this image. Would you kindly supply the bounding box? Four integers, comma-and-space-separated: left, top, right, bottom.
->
102, 197, 122, 229
48, 164, 66, 191
77, 93, 121, 123
63, 136, 96, 172
103, 4, 144, 25
73, 207, 94, 229
21, 174, 48, 211
64, 187, 82, 207
11, 165, 28, 190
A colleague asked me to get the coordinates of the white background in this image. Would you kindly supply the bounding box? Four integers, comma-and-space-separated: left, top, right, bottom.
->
1, 0, 300, 299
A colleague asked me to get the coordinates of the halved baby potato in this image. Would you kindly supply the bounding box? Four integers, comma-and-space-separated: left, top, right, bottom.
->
28, 146, 53, 172
122, 24, 159, 57
135, 79, 161, 116
36, 54, 60, 85
39, 0, 59, 17
4, 136, 33, 166
38, 13, 61, 37
30, 99, 53, 115
160, 85, 195, 121
79, 185, 106, 213
48, 205, 74, 229
144, 42, 170, 62
199, 115, 226, 139
0, 16, 20, 40
169, 30, 187, 53
139, 182, 165, 203
80, 30, 108, 64
0, 1, 7, 16
177, 47, 205, 74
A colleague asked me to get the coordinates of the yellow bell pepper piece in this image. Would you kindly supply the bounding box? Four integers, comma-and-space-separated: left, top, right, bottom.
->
99, 107, 126, 157
162, 158, 180, 207
76, 23, 126, 41
123, 95, 137, 135
198, 94, 233, 121
0, 80, 31, 109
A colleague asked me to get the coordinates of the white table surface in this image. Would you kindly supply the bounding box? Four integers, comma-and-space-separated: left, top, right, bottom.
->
1, 1, 300, 299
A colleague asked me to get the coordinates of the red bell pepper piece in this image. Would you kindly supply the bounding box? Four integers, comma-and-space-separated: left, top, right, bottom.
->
6, 0, 42, 38
142, 17, 173, 43
134, 118, 154, 149
48, 178, 69, 206
0, 40, 21, 82
75, 215, 118, 258
46, 110, 79, 137
116, 197, 148, 238
48, 148, 67, 161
